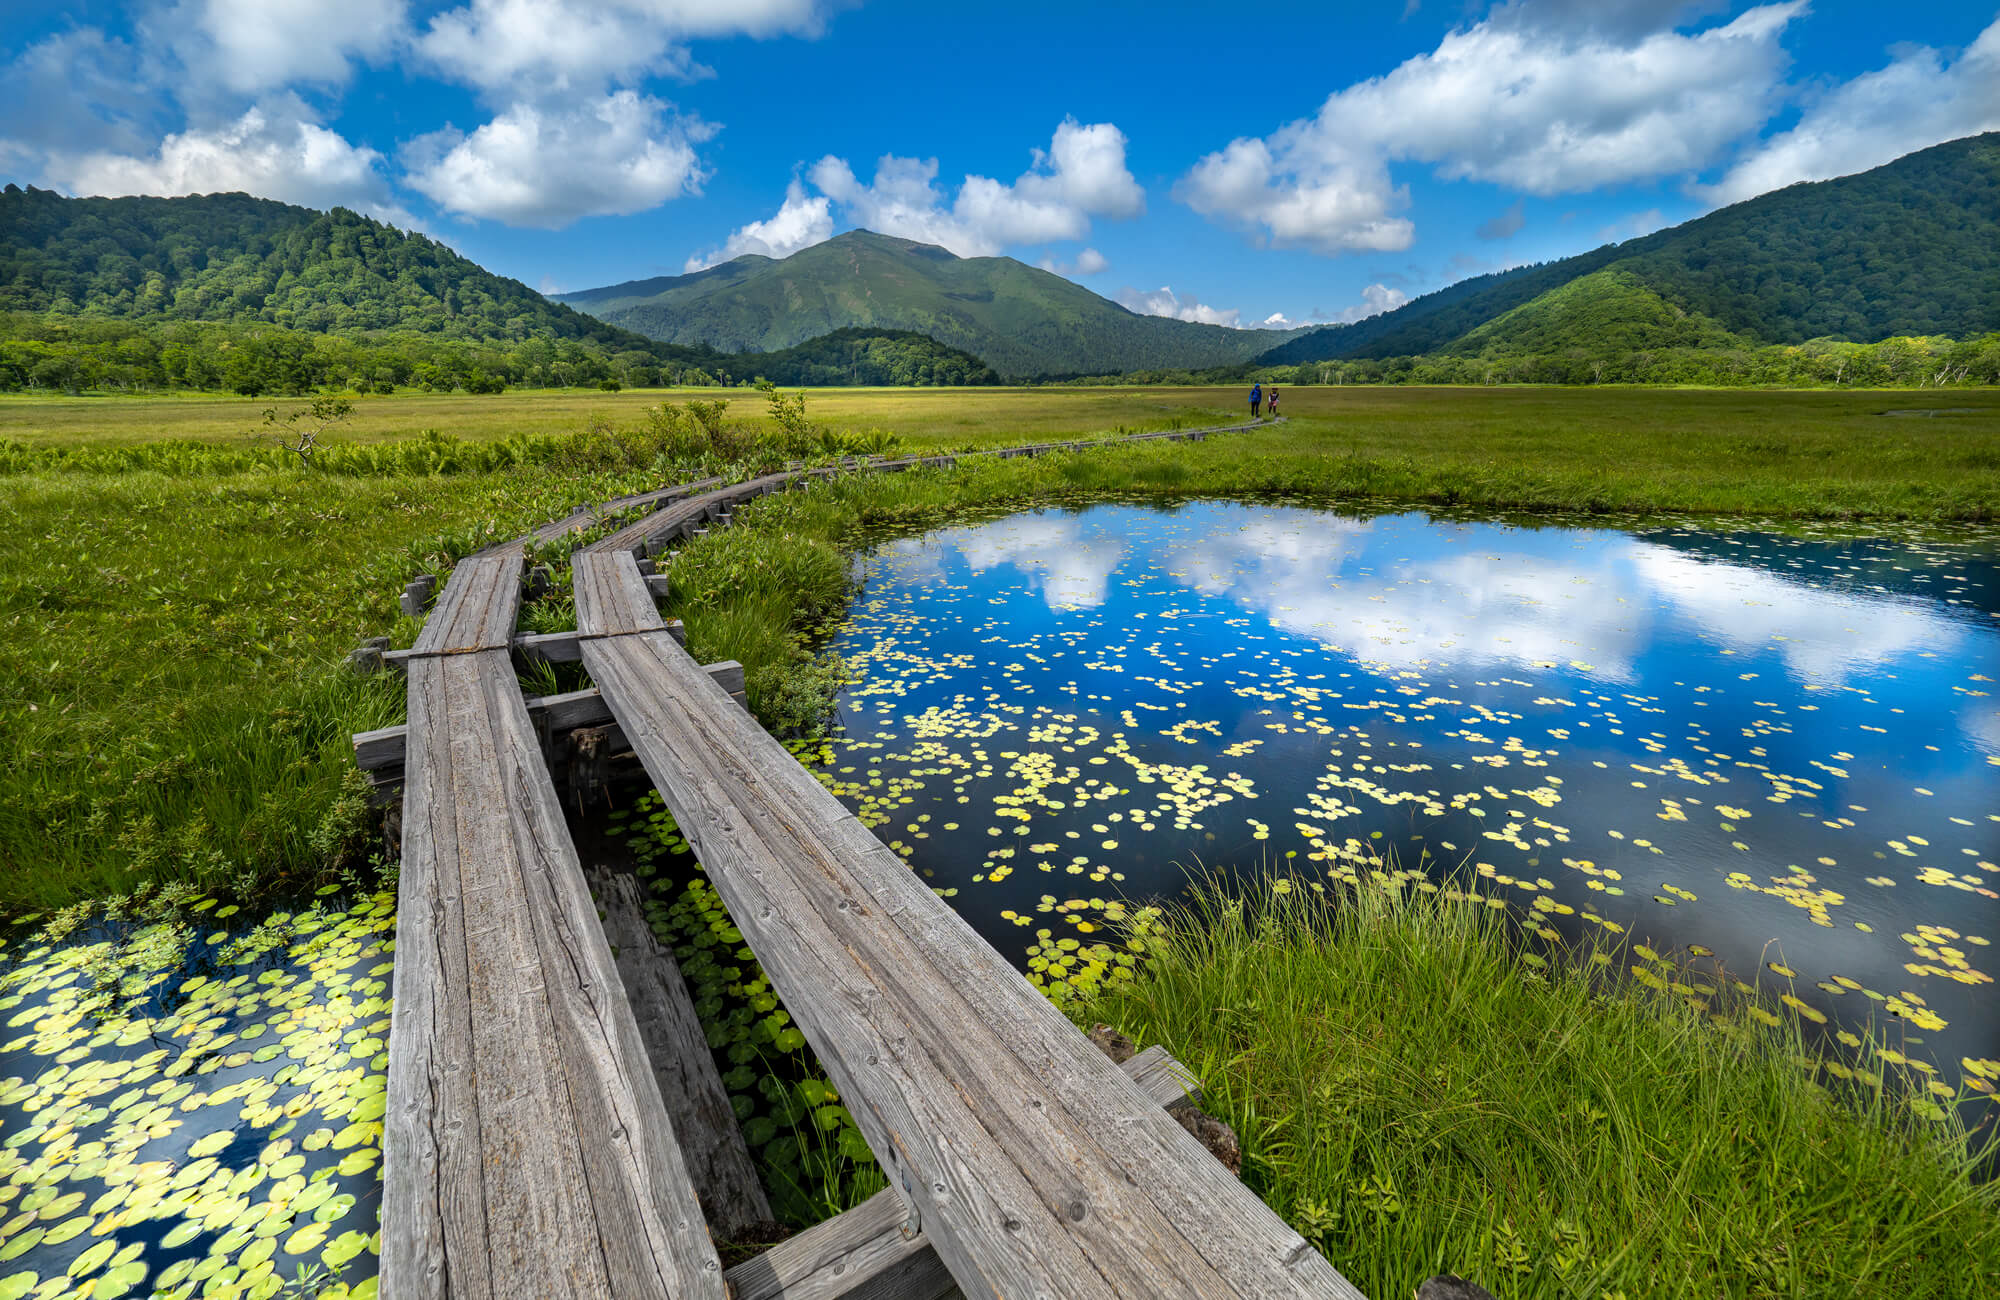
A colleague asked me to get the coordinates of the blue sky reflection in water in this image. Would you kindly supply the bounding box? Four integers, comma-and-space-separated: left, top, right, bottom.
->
813, 500, 2000, 1090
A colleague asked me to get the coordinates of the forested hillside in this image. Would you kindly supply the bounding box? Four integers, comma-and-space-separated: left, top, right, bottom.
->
0, 186, 664, 348
1443, 271, 1751, 357
743, 328, 1000, 386
558, 231, 1303, 378
1261, 132, 2000, 365
0, 189, 1015, 393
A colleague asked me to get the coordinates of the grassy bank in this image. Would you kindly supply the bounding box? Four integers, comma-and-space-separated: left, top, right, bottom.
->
5, 386, 1998, 912
1061, 880, 1998, 1299
6, 386, 1998, 510
0, 449, 710, 911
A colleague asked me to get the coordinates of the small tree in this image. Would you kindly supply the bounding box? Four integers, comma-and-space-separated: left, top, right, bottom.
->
259, 396, 353, 470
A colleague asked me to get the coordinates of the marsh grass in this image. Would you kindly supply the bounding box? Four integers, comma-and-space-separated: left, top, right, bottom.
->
1064, 879, 2000, 1299
0, 463, 680, 911
7, 387, 1997, 912
6, 386, 1997, 522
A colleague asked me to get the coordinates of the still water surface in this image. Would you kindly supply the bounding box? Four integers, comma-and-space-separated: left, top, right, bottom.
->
812, 500, 2000, 1088
0, 896, 390, 1299
5, 498, 1996, 1298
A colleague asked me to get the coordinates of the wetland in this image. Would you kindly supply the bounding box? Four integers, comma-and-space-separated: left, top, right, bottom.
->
6, 387, 2000, 1297
809, 499, 2000, 1091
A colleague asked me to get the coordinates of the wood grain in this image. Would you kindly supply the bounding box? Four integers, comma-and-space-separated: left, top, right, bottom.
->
723, 1045, 1209, 1300
381, 555, 725, 1300
571, 547, 1361, 1300
586, 865, 773, 1239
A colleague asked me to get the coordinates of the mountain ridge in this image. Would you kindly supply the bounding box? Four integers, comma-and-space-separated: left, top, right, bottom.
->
556, 230, 1306, 379
1258, 132, 2000, 366
0, 184, 700, 357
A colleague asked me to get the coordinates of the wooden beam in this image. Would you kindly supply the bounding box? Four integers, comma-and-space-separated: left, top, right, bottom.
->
467, 477, 726, 561
381, 554, 727, 1300
570, 549, 1361, 1300
354, 663, 746, 773
588, 866, 772, 1240
580, 469, 800, 558
722, 1046, 1203, 1300
380, 622, 687, 669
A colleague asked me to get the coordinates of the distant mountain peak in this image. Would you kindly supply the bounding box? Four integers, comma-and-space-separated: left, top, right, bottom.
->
1258, 131, 2000, 366
560, 227, 1302, 378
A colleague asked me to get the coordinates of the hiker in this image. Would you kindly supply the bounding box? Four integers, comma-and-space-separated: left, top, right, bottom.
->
1249, 381, 1262, 419
1266, 388, 1280, 419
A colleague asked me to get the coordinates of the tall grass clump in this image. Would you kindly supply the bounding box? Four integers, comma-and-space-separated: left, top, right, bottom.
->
1064, 878, 2000, 1299
664, 525, 852, 734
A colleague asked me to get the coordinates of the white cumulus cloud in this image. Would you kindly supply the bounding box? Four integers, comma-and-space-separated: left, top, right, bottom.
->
1332, 283, 1410, 323
1115, 286, 1240, 328
1178, 2, 1802, 253
416, 0, 834, 97
1701, 17, 2000, 207
1039, 247, 1110, 277
0, 28, 163, 157
404, 91, 708, 227
684, 178, 833, 270
403, 0, 839, 229
169, 0, 408, 95
45, 103, 411, 223
701, 118, 1143, 262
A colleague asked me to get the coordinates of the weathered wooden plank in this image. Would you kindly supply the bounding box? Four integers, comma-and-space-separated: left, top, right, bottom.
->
411, 555, 520, 655
355, 662, 747, 774
382, 623, 688, 669
381, 556, 726, 1300
581, 469, 800, 557
469, 477, 725, 560
722, 1046, 1209, 1300
482, 663, 721, 1296
1123, 1044, 1202, 1113
587, 866, 773, 1239
728, 1192, 951, 1300
383, 655, 493, 1298
571, 549, 1361, 1300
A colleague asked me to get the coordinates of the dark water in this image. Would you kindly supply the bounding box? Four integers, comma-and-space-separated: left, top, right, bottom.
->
0, 894, 390, 1299
810, 500, 2000, 1091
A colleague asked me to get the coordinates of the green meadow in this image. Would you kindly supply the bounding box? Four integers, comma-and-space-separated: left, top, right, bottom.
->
4, 384, 1998, 912
7, 382, 2000, 520
4, 384, 1999, 1299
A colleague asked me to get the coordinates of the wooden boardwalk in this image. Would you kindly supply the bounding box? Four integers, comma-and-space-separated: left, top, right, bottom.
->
374, 418, 1363, 1299
382, 556, 725, 1299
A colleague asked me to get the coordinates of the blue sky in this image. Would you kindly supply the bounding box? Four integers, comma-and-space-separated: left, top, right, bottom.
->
4, 0, 1997, 330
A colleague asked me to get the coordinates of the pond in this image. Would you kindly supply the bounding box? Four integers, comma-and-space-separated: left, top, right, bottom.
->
0, 893, 391, 1300
5, 497, 1994, 1298
809, 499, 2000, 1092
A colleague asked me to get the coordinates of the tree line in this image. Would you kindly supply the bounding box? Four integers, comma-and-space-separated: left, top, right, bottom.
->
0, 314, 1000, 395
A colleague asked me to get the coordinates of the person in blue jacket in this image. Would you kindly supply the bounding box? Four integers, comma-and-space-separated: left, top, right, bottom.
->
1249, 382, 1263, 419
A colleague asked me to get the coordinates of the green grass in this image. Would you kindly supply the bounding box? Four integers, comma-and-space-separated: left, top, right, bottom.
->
0, 456, 700, 911
4, 385, 1998, 913
1061, 878, 1999, 1300
8, 383, 2000, 522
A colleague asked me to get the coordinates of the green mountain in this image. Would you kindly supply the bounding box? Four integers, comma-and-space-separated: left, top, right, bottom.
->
1443, 269, 1752, 357
1260, 132, 2000, 365
0, 184, 697, 356
557, 231, 1304, 378
742, 327, 1000, 386
0, 189, 996, 393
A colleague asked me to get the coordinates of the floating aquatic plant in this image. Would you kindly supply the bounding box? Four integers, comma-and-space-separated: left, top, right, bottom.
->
0, 890, 393, 1300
